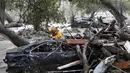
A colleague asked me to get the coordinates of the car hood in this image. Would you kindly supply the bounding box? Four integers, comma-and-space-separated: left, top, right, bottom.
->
7, 46, 26, 53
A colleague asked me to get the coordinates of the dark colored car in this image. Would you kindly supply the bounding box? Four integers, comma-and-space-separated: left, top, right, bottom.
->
71, 17, 92, 28
4, 40, 82, 73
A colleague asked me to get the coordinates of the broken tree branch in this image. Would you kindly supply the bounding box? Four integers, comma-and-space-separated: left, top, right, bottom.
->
5, 22, 23, 28
76, 45, 83, 60
111, 65, 127, 73
82, 42, 89, 73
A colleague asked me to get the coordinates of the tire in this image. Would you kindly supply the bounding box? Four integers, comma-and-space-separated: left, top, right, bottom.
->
23, 65, 40, 73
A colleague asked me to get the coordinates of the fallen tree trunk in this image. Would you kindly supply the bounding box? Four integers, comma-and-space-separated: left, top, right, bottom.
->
0, 22, 29, 47
0, 0, 30, 47
0, 11, 30, 47
5, 22, 23, 28
5, 12, 13, 23
4, 12, 22, 28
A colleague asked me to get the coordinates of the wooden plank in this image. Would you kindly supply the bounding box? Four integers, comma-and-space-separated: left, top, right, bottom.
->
57, 60, 82, 70
114, 60, 130, 69
66, 39, 87, 44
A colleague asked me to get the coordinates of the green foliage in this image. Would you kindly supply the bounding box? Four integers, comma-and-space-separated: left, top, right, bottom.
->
71, 0, 102, 15
6, 0, 66, 31
72, 0, 130, 15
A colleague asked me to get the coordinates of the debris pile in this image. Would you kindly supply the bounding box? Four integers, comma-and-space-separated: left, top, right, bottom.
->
4, 19, 130, 73
57, 19, 130, 73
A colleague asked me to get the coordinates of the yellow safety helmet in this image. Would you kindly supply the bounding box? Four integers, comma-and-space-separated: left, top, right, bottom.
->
49, 26, 56, 32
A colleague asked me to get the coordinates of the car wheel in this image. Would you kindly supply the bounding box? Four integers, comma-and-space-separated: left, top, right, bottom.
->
23, 65, 40, 73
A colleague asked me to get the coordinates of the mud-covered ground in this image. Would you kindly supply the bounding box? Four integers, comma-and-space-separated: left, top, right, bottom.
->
0, 40, 16, 73
0, 36, 45, 73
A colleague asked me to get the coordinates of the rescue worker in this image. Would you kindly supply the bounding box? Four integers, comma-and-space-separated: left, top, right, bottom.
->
49, 26, 63, 39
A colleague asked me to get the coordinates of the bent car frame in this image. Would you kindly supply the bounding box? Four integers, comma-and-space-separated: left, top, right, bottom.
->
4, 40, 83, 73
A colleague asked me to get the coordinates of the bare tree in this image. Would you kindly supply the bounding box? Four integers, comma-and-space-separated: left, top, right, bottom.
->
0, 0, 29, 47
100, 0, 126, 28
0, 0, 6, 25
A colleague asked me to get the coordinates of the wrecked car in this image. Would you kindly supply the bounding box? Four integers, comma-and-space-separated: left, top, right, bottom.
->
4, 40, 83, 73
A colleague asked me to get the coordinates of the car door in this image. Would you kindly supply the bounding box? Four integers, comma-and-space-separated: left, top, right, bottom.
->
30, 41, 79, 71
30, 41, 60, 70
